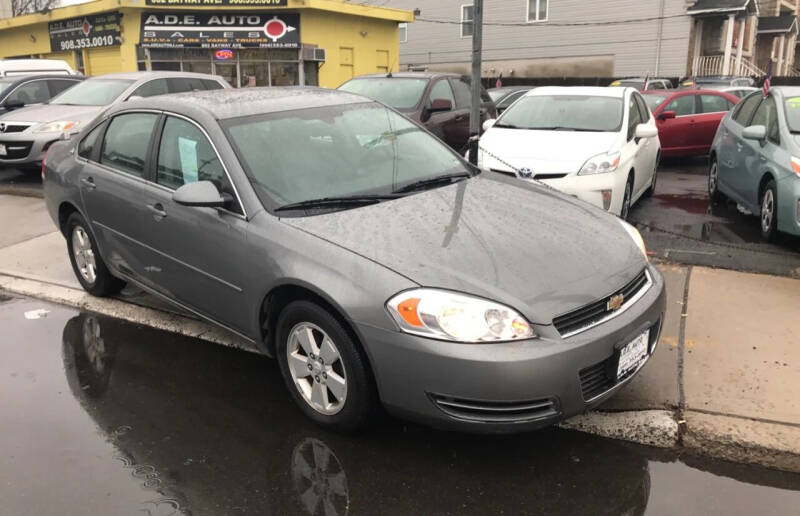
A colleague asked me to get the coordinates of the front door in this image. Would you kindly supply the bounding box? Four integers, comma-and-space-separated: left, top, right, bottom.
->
137, 115, 250, 333
423, 78, 462, 150
79, 113, 160, 282
738, 95, 780, 209
716, 93, 761, 197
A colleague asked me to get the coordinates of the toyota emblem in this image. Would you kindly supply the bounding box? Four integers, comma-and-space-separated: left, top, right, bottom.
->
518, 167, 533, 179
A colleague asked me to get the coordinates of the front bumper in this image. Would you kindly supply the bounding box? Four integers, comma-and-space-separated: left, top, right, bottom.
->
532, 171, 629, 216
359, 264, 666, 433
0, 131, 61, 166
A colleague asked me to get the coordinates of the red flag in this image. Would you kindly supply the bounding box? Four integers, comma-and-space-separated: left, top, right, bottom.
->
496, 75, 503, 89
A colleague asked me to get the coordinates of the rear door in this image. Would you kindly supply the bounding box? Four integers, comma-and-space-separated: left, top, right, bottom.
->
137, 114, 250, 332
656, 93, 695, 153
695, 93, 736, 154
78, 112, 160, 281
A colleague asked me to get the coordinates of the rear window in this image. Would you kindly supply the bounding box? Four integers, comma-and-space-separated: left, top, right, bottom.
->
338, 78, 428, 110
51, 79, 134, 106
643, 94, 668, 111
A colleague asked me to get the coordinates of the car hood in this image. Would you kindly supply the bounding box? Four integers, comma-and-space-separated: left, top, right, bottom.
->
0, 103, 104, 126
282, 174, 646, 324
479, 128, 621, 174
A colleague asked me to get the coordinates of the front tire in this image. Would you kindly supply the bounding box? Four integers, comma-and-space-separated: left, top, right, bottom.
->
760, 180, 778, 242
65, 212, 125, 297
276, 300, 376, 433
644, 153, 659, 198
620, 176, 633, 220
708, 159, 725, 203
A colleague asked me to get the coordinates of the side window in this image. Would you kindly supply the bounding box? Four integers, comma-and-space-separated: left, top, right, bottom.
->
428, 79, 456, 108
699, 94, 732, 114
449, 78, 472, 109
202, 79, 224, 90
78, 123, 104, 160
750, 97, 779, 144
665, 95, 696, 116
732, 94, 761, 125
48, 79, 80, 97
499, 90, 526, 109
6, 81, 50, 105
130, 79, 169, 98
627, 95, 643, 140
157, 117, 237, 210
634, 93, 651, 122
168, 78, 207, 93
100, 113, 158, 178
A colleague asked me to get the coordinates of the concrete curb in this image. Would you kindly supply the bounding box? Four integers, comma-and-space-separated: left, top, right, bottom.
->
0, 186, 43, 198
683, 411, 800, 474
559, 410, 679, 448
0, 273, 257, 354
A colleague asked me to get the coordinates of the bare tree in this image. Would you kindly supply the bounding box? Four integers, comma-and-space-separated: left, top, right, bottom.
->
12, 0, 59, 16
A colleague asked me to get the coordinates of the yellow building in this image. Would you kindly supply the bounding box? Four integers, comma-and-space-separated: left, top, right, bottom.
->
0, 0, 413, 88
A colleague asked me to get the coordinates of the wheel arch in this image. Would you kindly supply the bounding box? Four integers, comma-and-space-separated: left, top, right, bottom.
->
758, 171, 777, 202
57, 201, 84, 236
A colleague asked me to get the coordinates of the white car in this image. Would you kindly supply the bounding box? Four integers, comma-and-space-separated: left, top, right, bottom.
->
477, 86, 661, 218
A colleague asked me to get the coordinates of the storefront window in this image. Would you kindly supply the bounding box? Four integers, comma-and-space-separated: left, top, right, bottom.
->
183, 61, 212, 75
270, 62, 299, 86
240, 62, 269, 87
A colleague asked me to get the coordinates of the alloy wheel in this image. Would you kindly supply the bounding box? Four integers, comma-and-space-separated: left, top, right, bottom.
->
761, 189, 775, 234
621, 181, 632, 219
709, 162, 718, 196
286, 322, 348, 415
71, 226, 97, 284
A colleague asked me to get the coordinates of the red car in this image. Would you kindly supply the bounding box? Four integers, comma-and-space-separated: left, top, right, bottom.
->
642, 89, 740, 158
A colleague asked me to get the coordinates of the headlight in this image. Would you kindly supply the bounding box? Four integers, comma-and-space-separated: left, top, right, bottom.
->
578, 152, 620, 175
386, 288, 535, 342
35, 121, 79, 133
618, 219, 647, 260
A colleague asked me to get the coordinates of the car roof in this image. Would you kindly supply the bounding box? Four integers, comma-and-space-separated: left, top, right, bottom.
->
770, 86, 800, 97
87, 71, 222, 81
121, 87, 374, 120
347, 72, 458, 80
488, 85, 533, 92
528, 86, 628, 98
0, 74, 85, 83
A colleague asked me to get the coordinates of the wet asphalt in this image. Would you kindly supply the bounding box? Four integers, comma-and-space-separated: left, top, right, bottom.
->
2, 294, 800, 516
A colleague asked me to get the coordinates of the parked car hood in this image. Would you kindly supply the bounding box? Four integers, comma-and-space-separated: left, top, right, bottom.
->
282, 174, 646, 324
0, 103, 104, 126
480, 128, 621, 174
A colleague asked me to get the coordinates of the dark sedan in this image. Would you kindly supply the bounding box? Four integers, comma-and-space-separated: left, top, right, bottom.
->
43, 88, 665, 433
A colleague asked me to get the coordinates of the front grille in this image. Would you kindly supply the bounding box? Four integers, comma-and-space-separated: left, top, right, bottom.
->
490, 168, 516, 177
0, 124, 30, 133
430, 393, 559, 423
553, 270, 650, 337
488, 169, 567, 180
579, 318, 662, 401
0, 140, 33, 160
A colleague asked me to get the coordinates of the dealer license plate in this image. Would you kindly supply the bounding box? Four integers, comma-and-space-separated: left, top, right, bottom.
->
0, 144, 6, 156
617, 330, 650, 379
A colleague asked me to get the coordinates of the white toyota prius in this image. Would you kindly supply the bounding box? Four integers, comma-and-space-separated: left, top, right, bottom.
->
477, 86, 661, 218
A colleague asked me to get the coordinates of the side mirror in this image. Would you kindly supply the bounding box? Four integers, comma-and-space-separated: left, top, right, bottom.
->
3, 99, 25, 110
658, 110, 676, 120
742, 125, 767, 142
126, 95, 144, 102
428, 98, 452, 113
635, 124, 659, 139
173, 180, 228, 208
482, 118, 496, 132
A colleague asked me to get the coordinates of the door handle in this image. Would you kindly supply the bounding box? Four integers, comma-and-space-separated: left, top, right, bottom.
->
148, 203, 167, 219
80, 177, 96, 190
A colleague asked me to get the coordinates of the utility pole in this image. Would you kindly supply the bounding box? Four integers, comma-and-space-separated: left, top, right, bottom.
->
467, 0, 483, 165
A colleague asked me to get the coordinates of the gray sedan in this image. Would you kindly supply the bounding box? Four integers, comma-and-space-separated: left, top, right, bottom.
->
0, 71, 227, 170
43, 88, 665, 433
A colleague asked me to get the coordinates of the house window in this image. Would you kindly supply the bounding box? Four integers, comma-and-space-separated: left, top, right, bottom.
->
399, 22, 408, 43
527, 0, 548, 23
461, 5, 474, 38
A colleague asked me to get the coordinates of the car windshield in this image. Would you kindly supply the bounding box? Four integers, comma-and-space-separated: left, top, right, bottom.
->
338, 78, 428, 110
643, 94, 669, 111
223, 102, 469, 213
50, 79, 133, 106
496, 95, 624, 132
489, 89, 511, 101
784, 97, 800, 133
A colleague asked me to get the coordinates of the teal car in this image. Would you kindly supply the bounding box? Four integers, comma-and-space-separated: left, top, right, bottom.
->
709, 87, 800, 241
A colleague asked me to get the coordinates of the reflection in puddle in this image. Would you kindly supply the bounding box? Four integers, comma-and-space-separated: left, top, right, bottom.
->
654, 193, 710, 215
292, 438, 349, 516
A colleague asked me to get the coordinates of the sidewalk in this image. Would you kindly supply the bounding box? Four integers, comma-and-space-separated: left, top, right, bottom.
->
1, 194, 799, 471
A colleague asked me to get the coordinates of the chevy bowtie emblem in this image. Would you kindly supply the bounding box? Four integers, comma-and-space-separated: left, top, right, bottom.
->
607, 293, 625, 311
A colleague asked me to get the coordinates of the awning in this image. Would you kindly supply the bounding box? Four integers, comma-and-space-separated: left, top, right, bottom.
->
687, 0, 758, 15
758, 14, 799, 34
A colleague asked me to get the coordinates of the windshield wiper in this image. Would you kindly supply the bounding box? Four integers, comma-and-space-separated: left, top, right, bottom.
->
393, 172, 472, 194
493, 123, 523, 129
530, 126, 600, 132
274, 194, 400, 212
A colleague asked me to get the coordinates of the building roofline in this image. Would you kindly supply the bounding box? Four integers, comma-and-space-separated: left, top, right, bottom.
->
0, 0, 414, 30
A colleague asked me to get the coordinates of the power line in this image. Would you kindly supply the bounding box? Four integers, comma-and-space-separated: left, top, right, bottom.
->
416, 13, 690, 28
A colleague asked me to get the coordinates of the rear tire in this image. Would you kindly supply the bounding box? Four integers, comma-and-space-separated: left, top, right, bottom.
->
760, 180, 778, 242
708, 159, 725, 203
65, 212, 125, 297
276, 300, 376, 433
